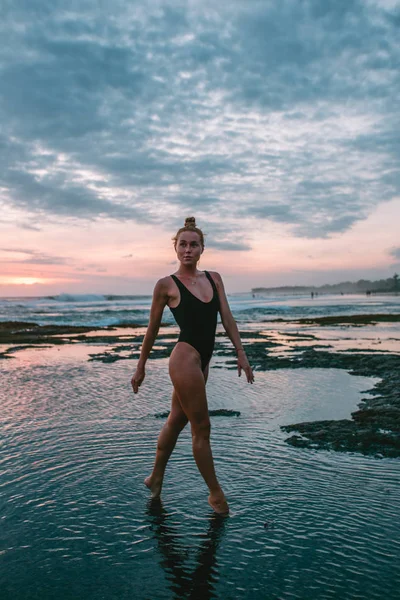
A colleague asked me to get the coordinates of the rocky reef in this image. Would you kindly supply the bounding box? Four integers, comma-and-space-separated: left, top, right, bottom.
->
1, 317, 399, 458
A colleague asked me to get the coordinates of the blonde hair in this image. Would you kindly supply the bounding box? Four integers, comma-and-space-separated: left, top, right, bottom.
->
173, 216, 205, 248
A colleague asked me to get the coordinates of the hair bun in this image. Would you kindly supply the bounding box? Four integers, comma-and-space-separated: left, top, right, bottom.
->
173, 216, 205, 247
184, 216, 196, 228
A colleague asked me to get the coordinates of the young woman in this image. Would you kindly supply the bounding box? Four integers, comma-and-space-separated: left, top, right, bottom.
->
131, 217, 254, 515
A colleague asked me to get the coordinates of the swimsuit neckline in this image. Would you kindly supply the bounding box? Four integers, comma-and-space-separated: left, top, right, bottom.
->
171, 271, 215, 305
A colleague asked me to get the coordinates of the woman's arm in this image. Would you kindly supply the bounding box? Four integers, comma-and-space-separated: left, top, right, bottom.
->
131, 278, 169, 393
211, 272, 254, 384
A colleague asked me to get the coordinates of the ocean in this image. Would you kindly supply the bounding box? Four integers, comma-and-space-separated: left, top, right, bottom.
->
1, 293, 400, 599
1, 291, 399, 327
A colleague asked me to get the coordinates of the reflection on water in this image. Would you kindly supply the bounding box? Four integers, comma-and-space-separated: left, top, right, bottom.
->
263, 324, 400, 356
1, 341, 400, 599
147, 499, 226, 599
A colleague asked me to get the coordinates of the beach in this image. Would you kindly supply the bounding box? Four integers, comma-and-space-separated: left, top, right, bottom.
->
1, 293, 400, 599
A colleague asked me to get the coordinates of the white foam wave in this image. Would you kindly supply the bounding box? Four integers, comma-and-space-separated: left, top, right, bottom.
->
48, 293, 108, 303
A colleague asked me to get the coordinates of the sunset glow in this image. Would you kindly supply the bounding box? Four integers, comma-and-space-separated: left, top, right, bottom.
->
0, 277, 46, 286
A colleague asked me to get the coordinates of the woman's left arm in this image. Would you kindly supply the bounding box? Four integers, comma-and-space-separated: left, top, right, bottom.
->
211, 272, 254, 384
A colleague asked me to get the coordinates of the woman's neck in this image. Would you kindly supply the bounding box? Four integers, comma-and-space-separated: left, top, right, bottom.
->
177, 266, 201, 277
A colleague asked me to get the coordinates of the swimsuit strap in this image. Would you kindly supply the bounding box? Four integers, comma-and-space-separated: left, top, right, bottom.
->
170, 274, 187, 293
204, 271, 218, 299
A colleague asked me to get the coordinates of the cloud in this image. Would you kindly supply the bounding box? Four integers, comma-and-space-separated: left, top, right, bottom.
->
0, 248, 70, 265
18, 223, 42, 231
1, 0, 400, 240
207, 239, 252, 251
1, 248, 33, 253
389, 247, 400, 260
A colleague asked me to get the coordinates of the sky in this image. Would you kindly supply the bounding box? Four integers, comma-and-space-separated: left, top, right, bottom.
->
1, 0, 400, 295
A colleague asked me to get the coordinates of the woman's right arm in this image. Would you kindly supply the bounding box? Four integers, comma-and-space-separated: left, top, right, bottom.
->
131, 279, 169, 394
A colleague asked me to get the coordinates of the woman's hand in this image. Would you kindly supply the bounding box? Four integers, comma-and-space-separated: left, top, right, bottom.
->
237, 350, 254, 384
131, 366, 145, 394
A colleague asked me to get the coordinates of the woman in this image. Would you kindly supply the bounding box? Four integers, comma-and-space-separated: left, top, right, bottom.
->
131, 217, 254, 515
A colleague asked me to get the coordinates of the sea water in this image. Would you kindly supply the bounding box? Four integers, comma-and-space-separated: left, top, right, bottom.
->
1, 292, 400, 327
1, 295, 400, 599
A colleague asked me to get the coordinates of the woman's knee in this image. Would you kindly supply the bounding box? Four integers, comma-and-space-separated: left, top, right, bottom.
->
191, 418, 211, 440
167, 412, 188, 432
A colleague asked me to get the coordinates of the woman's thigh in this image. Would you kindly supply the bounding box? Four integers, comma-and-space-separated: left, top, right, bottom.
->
169, 345, 209, 423
168, 388, 188, 428
170, 342, 209, 382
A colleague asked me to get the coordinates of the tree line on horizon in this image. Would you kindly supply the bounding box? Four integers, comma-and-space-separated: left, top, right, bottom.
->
252, 274, 399, 295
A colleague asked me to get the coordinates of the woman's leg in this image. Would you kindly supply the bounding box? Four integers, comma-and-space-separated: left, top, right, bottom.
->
144, 364, 209, 498
169, 343, 229, 515
145, 388, 188, 498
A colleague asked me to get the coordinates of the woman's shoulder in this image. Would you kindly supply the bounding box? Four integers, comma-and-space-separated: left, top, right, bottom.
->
206, 271, 223, 286
157, 274, 175, 285
153, 275, 176, 295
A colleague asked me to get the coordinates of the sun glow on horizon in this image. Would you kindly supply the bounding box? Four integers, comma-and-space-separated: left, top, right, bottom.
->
0, 277, 53, 285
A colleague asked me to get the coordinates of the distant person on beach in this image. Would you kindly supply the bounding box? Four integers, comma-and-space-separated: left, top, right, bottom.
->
131, 217, 254, 515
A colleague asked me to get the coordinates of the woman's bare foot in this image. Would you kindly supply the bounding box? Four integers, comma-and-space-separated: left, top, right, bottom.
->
208, 491, 229, 516
144, 475, 163, 499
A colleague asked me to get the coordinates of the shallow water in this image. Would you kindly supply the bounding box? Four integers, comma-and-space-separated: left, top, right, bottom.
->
1, 347, 400, 599
263, 322, 400, 355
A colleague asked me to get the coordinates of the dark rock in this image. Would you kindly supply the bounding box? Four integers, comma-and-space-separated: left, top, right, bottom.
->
155, 409, 241, 418
269, 314, 400, 326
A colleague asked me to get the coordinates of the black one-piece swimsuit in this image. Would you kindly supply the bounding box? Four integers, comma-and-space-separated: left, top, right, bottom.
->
169, 271, 220, 370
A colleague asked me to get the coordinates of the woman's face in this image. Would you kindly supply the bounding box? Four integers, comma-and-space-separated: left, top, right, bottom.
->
176, 231, 203, 266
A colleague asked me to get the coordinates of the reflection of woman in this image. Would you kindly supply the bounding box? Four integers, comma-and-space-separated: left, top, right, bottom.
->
146, 498, 226, 599
132, 217, 254, 515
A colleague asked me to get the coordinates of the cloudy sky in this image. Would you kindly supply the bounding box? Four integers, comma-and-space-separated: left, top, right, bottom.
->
1, 0, 399, 295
